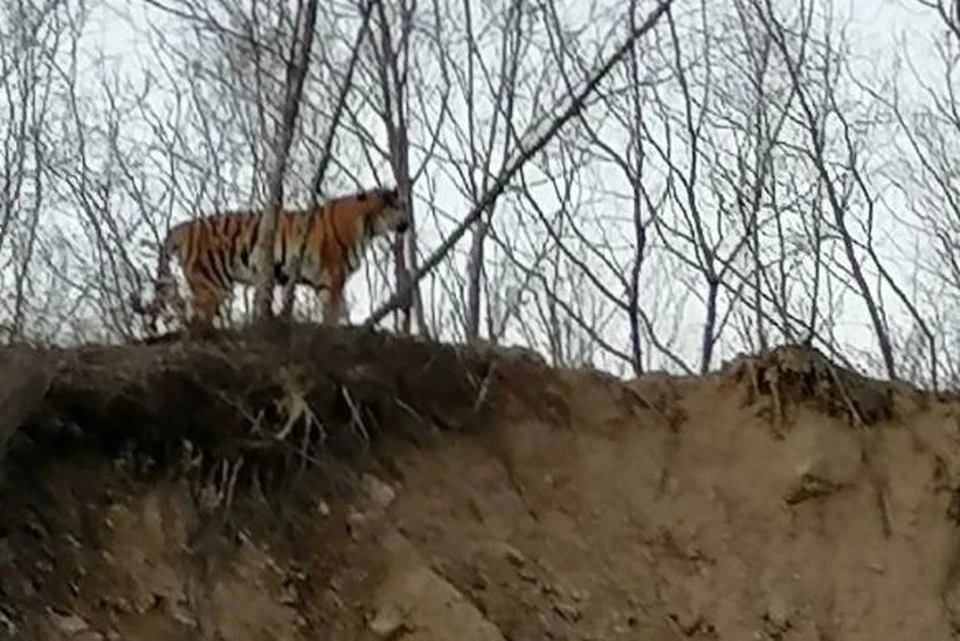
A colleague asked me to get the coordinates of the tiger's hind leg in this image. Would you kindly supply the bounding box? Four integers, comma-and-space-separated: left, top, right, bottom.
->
157, 279, 189, 336
183, 279, 228, 339
130, 277, 185, 340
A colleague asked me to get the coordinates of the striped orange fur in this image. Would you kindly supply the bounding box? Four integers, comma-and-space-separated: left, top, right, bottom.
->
131, 186, 408, 334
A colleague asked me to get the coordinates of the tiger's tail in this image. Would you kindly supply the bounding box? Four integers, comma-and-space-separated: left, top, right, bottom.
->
130, 230, 185, 335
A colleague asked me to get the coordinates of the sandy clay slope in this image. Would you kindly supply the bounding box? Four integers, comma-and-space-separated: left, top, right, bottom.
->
2, 328, 960, 640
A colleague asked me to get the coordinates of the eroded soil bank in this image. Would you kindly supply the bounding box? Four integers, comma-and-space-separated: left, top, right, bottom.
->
2, 332, 959, 640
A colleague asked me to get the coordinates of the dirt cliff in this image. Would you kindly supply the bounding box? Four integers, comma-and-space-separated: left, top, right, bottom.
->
1, 326, 959, 640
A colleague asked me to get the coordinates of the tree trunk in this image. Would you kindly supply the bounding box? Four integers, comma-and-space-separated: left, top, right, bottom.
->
251, 0, 319, 323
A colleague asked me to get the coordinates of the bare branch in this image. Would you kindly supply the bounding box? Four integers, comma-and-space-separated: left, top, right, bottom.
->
363, 0, 673, 329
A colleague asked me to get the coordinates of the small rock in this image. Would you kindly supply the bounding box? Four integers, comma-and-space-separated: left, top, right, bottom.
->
537, 612, 555, 634
368, 603, 406, 639
553, 601, 581, 622
169, 602, 197, 628
504, 545, 526, 568
328, 575, 343, 593
279, 582, 299, 606
133, 594, 157, 614
469, 571, 489, 591
316, 499, 331, 516
0, 609, 17, 636
346, 509, 370, 541
323, 588, 345, 610
668, 607, 703, 635
16, 578, 35, 600
766, 593, 790, 630
868, 561, 886, 575
24, 518, 49, 541
362, 474, 397, 510
784, 473, 841, 504
49, 611, 89, 636
102, 596, 132, 614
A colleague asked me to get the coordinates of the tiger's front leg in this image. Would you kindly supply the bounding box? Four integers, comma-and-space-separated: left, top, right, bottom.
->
318, 289, 340, 326
318, 276, 347, 327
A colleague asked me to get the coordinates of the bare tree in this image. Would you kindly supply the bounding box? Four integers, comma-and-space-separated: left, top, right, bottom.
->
278, 0, 379, 322
863, 0, 960, 388
365, 0, 421, 335
251, 0, 319, 322
6, 0, 954, 391
549, 3, 676, 375
363, 0, 674, 329
616, 1, 767, 374
753, 0, 897, 379
1, 0, 84, 343
453, 0, 531, 342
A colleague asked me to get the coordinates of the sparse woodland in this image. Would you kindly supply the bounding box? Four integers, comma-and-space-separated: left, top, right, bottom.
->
8, 3, 960, 638
1, 0, 959, 390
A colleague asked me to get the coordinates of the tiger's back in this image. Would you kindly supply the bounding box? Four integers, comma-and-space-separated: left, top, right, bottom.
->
168, 208, 307, 290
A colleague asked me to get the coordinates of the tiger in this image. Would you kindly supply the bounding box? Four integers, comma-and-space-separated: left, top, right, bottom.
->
130, 185, 408, 335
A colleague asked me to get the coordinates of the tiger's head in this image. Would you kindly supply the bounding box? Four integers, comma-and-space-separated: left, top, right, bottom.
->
364, 185, 409, 236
